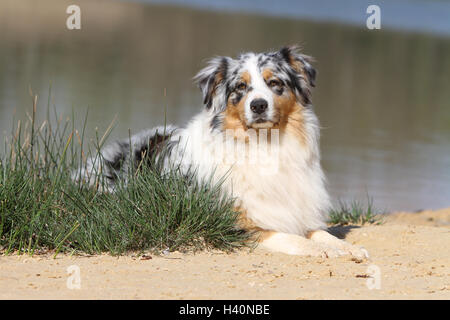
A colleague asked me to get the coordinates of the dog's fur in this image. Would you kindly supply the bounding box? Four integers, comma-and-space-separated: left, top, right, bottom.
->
75, 46, 368, 259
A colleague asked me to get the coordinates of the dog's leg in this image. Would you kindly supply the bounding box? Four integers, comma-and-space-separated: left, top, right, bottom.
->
237, 209, 354, 258
258, 231, 346, 258
307, 230, 369, 259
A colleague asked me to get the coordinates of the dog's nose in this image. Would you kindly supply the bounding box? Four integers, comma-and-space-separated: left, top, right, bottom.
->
250, 99, 268, 114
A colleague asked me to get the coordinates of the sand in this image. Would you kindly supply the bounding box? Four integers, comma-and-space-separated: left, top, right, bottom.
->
1, 208, 449, 300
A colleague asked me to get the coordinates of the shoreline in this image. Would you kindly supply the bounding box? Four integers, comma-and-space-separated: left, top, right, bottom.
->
1, 208, 449, 299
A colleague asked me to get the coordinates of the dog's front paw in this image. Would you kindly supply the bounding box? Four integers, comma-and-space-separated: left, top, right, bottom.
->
308, 230, 370, 260
339, 244, 370, 260
292, 242, 344, 258
316, 243, 369, 260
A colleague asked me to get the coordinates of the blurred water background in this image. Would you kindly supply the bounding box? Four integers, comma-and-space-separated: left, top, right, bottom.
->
0, 0, 449, 212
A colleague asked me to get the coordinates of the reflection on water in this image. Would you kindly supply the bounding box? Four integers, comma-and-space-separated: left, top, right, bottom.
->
0, 0, 449, 211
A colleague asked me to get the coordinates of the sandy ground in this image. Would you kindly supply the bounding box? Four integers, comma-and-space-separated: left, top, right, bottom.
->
1, 208, 449, 299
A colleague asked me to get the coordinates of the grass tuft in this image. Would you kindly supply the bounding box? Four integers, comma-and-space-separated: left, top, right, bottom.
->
328, 198, 383, 226
0, 93, 252, 256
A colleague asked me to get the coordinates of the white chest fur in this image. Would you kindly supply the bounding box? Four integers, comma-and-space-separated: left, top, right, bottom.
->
172, 112, 330, 236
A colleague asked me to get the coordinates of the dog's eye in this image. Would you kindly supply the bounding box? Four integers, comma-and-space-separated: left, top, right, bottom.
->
236, 82, 247, 91
268, 79, 282, 87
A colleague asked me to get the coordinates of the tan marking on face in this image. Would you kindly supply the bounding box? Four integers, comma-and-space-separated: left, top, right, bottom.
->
224, 69, 307, 145
241, 71, 251, 84
285, 54, 303, 74
207, 68, 226, 100
285, 108, 308, 145
223, 71, 251, 137
288, 57, 312, 88
223, 94, 247, 134
262, 68, 273, 81
273, 90, 308, 145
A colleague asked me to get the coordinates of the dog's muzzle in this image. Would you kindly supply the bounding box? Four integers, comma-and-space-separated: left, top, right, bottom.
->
249, 98, 275, 129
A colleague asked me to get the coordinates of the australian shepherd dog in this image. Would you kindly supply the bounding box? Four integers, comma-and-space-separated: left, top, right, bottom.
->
77, 46, 368, 259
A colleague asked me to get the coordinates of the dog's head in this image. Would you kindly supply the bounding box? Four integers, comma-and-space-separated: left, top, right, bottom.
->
194, 46, 316, 132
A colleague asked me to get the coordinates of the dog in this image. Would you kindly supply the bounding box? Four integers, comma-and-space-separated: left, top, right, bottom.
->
76, 46, 369, 259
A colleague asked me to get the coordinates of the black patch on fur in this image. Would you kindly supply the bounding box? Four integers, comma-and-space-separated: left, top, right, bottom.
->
231, 92, 243, 105
225, 83, 232, 102
258, 56, 269, 68
134, 133, 168, 168
285, 66, 306, 101
105, 141, 128, 171
219, 57, 228, 82
278, 46, 316, 105
305, 65, 316, 87
279, 47, 292, 64
210, 114, 223, 131
275, 87, 284, 95
196, 57, 229, 110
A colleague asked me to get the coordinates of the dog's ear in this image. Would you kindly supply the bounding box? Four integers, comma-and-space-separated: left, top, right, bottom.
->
278, 45, 316, 105
194, 57, 229, 110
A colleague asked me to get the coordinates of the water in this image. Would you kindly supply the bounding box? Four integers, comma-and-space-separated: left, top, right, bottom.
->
0, 0, 449, 212
135, 0, 450, 36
